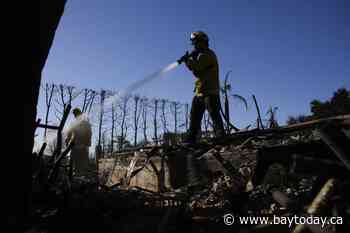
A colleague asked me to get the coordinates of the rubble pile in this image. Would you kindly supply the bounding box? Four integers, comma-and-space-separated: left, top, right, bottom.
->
28, 114, 350, 233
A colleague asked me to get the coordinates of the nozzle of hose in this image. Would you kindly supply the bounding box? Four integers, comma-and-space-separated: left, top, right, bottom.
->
177, 51, 190, 64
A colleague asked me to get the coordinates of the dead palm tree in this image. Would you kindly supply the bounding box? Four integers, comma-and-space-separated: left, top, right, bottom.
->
266, 106, 279, 128
220, 70, 248, 133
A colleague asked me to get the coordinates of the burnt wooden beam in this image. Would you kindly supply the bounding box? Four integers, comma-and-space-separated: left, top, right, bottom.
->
128, 147, 161, 181
48, 138, 75, 184
225, 114, 350, 143
251, 140, 342, 186
32, 143, 48, 181
37, 143, 47, 164
115, 144, 164, 154
34, 119, 41, 130
124, 152, 141, 185
208, 148, 247, 193
317, 122, 350, 171
292, 178, 338, 233
52, 104, 71, 161
36, 124, 60, 130
58, 104, 71, 131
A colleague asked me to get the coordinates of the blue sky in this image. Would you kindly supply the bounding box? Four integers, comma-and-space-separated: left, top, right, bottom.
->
41, 0, 349, 128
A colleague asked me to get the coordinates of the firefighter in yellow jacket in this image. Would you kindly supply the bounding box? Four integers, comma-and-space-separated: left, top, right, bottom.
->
66, 108, 92, 176
182, 31, 225, 144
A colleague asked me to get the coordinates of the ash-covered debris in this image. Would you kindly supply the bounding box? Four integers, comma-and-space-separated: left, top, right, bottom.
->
27, 115, 350, 233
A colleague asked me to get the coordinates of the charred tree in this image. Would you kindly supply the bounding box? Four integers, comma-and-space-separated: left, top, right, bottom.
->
184, 103, 189, 131
152, 99, 159, 144
220, 71, 247, 133
98, 90, 106, 146
54, 84, 81, 121
43, 83, 56, 139
110, 97, 117, 154
266, 106, 279, 128
141, 97, 149, 144
253, 94, 264, 130
21, 0, 66, 230
81, 88, 97, 113
118, 95, 130, 150
87, 90, 97, 114
221, 71, 232, 133
96, 90, 106, 159
171, 101, 180, 134
133, 95, 141, 146
161, 99, 169, 135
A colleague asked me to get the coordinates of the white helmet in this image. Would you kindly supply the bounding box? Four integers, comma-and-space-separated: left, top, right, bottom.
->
190, 31, 209, 42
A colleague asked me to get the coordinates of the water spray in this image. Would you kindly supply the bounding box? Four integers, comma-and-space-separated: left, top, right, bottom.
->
42, 60, 183, 153
101, 61, 180, 112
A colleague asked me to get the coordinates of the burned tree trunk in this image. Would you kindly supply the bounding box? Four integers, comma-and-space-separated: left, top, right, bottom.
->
141, 97, 149, 144
110, 101, 116, 154
221, 72, 231, 133
21, 0, 66, 230
161, 99, 169, 135
153, 99, 159, 144
171, 101, 180, 134
55, 84, 81, 122
43, 83, 56, 139
87, 90, 97, 114
96, 90, 106, 159
113, 94, 131, 151
253, 94, 264, 130
184, 103, 189, 131
98, 90, 106, 146
266, 106, 279, 129
54, 84, 67, 121
133, 95, 141, 146
81, 88, 96, 113
119, 95, 130, 150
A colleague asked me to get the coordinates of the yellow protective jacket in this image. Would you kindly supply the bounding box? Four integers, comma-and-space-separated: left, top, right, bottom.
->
185, 48, 220, 96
